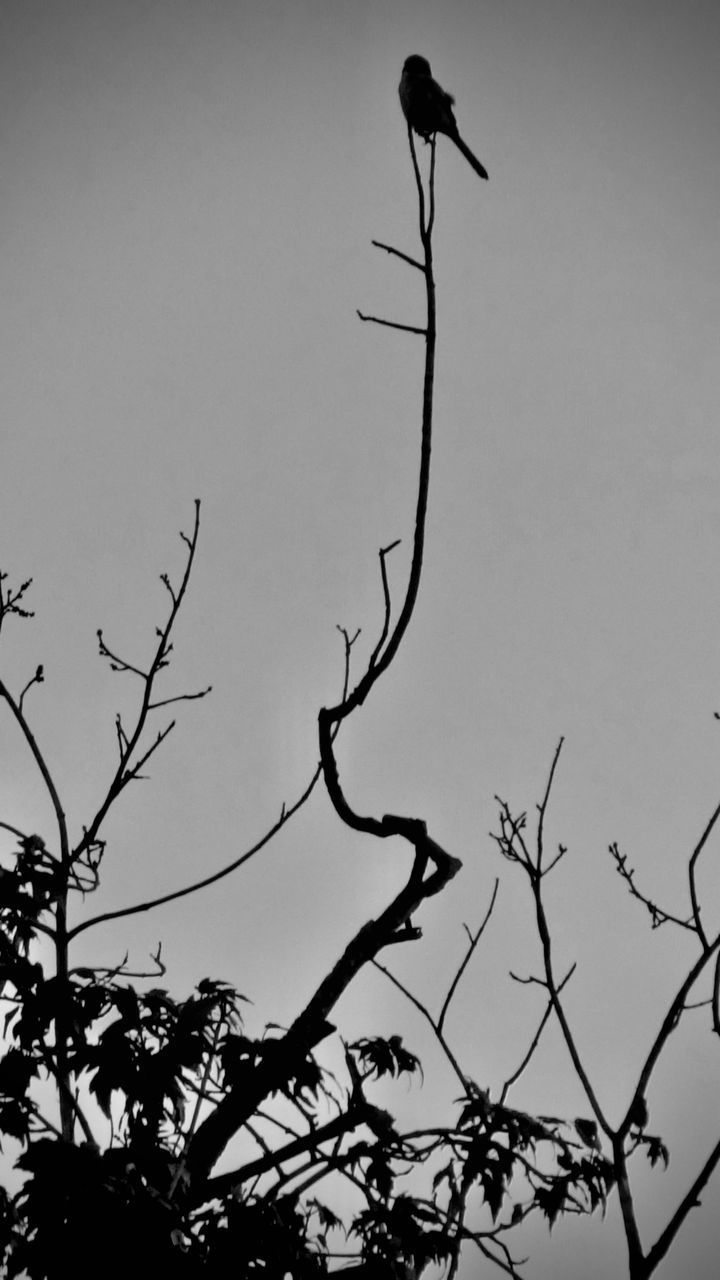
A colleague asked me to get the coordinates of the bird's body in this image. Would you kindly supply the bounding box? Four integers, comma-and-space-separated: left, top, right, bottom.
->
399, 54, 488, 181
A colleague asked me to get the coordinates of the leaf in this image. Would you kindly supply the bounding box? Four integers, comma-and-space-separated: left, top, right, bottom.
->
535, 1181, 568, 1230
108, 984, 141, 1029
0, 1049, 37, 1099
644, 1135, 670, 1169
456, 1086, 491, 1130
574, 1117, 600, 1149
306, 1197, 342, 1246
351, 1035, 421, 1081
365, 1147, 394, 1201
431, 1160, 455, 1194
0, 1099, 32, 1143
196, 977, 248, 1007
285, 1053, 325, 1106
87, 1033, 137, 1118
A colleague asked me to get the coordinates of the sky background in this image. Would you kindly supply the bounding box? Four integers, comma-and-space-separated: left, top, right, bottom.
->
1, 0, 719, 1275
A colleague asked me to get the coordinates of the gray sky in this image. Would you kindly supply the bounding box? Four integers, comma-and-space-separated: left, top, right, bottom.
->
1, 1, 719, 1275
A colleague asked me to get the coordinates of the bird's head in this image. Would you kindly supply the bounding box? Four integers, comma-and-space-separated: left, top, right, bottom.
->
402, 55, 432, 77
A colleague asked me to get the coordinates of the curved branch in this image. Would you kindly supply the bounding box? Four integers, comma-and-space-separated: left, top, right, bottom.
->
68, 757, 324, 940
0, 681, 70, 866
185, 134, 462, 1186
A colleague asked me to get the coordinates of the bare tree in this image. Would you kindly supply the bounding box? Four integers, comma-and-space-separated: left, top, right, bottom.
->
0, 132, 613, 1280
482, 737, 720, 1278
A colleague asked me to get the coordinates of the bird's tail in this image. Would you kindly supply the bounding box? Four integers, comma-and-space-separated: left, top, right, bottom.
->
451, 131, 488, 180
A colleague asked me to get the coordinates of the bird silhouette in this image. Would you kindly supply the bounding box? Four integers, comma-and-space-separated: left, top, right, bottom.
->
399, 54, 488, 181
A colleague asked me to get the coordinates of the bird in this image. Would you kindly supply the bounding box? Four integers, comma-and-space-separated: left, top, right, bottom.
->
399, 55, 488, 181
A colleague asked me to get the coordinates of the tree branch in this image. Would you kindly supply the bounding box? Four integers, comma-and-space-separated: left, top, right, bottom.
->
645, 1133, 720, 1274
438, 880, 499, 1033
356, 310, 426, 335
73, 500, 203, 864
371, 239, 425, 271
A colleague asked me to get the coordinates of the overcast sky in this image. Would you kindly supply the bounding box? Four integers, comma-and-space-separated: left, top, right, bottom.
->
1, 1, 719, 1275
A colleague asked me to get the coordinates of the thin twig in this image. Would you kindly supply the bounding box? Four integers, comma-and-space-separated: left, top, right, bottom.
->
438, 880, 499, 1034
687, 798, 720, 949
371, 239, 425, 271
536, 737, 564, 876
356, 310, 426, 335
148, 685, 213, 710
372, 958, 466, 1089
609, 842, 694, 932
18, 665, 44, 714
96, 631, 147, 679
505, 745, 611, 1136
500, 965, 576, 1104
369, 539, 402, 670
